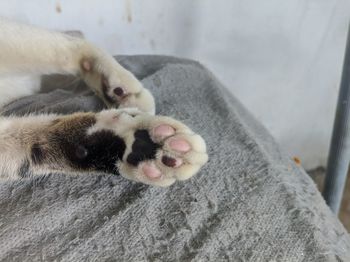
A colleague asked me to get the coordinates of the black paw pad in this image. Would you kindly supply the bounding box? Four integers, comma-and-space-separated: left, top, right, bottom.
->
162, 156, 177, 167
127, 130, 160, 166
113, 87, 125, 97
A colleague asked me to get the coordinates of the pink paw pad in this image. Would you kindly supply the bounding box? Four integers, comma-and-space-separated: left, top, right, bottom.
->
154, 124, 175, 138
169, 138, 191, 152
142, 164, 162, 179
81, 59, 92, 72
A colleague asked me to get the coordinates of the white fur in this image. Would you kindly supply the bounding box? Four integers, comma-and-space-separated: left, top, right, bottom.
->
0, 17, 155, 113
0, 114, 56, 180
0, 18, 207, 187
0, 74, 40, 106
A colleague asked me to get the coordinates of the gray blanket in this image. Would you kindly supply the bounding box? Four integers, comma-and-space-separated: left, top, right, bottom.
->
0, 56, 349, 261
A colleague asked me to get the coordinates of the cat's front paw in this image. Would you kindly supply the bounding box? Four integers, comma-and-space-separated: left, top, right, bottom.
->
100, 110, 208, 187
80, 56, 155, 114
32, 109, 207, 187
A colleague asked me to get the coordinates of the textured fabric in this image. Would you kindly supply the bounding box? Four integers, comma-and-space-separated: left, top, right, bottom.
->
0, 55, 349, 261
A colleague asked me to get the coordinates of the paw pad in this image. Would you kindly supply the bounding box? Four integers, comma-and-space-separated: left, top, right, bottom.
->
113, 87, 125, 97
154, 124, 175, 138
162, 156, 182, 167
142, 163, 162, 179
81, 58, 92, 72
169, 138, 191, 152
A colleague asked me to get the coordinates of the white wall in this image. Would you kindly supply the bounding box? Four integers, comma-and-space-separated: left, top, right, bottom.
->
1, 0, 350, 169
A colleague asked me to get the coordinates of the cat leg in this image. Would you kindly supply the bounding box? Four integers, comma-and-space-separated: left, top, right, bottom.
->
0, 18, 155, 113
0, 109, 208, 187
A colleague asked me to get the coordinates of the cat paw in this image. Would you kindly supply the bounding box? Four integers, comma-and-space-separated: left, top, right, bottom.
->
80, 55, 155, 114
97, 109, 208, 187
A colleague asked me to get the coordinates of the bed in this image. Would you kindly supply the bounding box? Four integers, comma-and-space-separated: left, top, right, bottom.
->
0, 56, 349, 261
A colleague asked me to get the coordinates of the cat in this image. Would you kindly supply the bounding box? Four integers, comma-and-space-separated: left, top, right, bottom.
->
0, 17, 208, 187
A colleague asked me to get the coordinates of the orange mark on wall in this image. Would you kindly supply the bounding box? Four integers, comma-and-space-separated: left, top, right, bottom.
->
292, 156, 301, 166
56, 2, 62, 13
125, 0, 132, 23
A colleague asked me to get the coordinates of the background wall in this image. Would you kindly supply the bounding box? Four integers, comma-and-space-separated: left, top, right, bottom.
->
1, 0, 350, 169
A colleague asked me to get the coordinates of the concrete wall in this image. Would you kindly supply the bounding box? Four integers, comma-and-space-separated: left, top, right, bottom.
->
1, 0, 350, 169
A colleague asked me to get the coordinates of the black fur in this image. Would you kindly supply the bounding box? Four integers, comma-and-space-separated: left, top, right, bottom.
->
31, 143, 45, 165
63, 130, 126, 174
30, 114, 160, 175
18, 159, 32, 178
